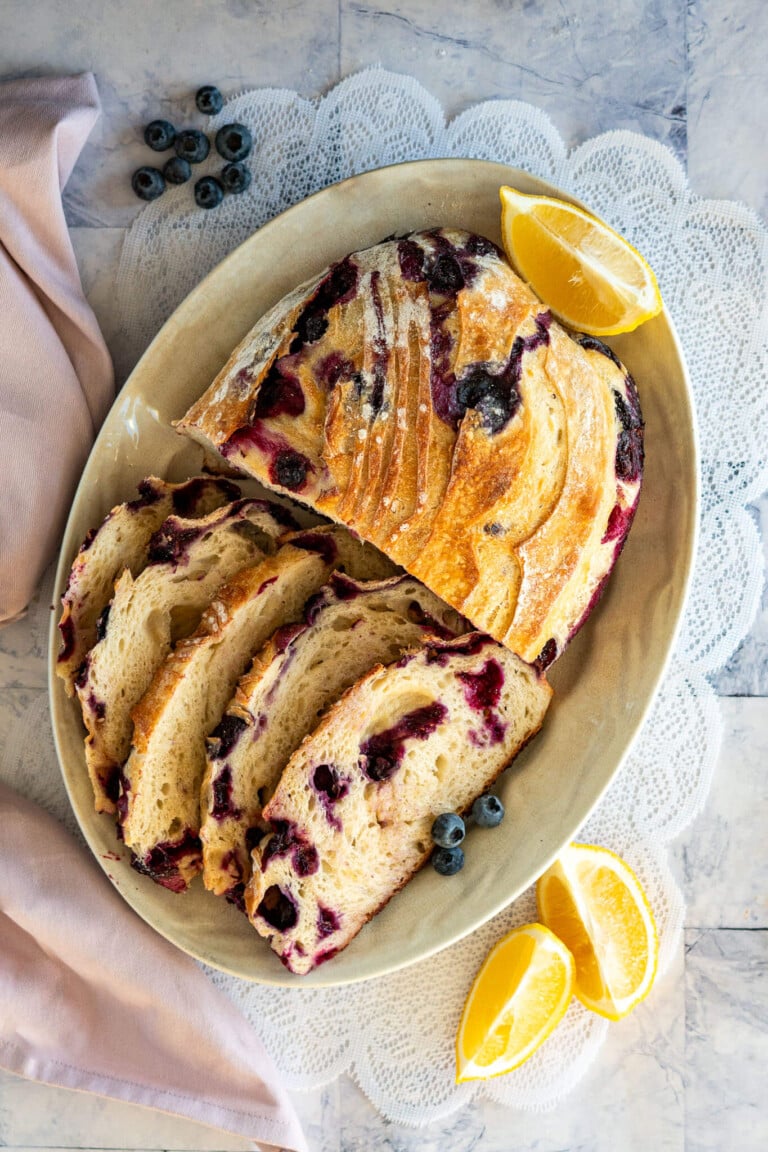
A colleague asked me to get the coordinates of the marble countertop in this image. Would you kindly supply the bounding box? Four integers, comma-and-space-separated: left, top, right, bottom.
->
1, 1, 766, 1149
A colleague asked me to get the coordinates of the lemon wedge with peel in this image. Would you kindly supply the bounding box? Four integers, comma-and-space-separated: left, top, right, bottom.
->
455, 923, 575, 1083
536, 843, 658, 1021
499, 186, 663, 336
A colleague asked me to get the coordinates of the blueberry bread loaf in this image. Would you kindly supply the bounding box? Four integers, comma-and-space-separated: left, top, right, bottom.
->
76, 498, 293, 813
177, 229, 643, 667
200, 571, 467, 901
119, 527, 398, 891
245, 633, 552, 974
56, 475, 241, 692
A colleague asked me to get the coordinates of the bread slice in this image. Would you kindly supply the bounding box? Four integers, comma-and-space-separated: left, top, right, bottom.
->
76, 498, 293, 814
119, 527, 398, 891
177, 229, 644, 667
200, 571, 467, 901
245, 633, 552, 974
56, 475, 242, 693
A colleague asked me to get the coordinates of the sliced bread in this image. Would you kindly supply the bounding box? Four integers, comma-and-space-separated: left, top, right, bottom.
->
200, 571, 467, 901
76, 498, 292, 813
56, 475, 243, 693
245, 633, 552, 974
119, 527, 398, 891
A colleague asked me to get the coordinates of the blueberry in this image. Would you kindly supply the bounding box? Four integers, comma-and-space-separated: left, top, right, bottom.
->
194, 176, 224, 210
163, 156, 192, 185
144, 119, 176, 151
472, 794, 505, 828
221, 161, 252, 194
215, 122, 253, 162
175, 129, 210, 164
131, 166, 165, 201
432, 845, 465, 876
431, 812, 465, 848
195, 85, 224, 115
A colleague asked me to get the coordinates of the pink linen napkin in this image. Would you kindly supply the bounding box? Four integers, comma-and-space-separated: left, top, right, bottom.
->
0, 73, 114, 624
0, 781, 307, 1151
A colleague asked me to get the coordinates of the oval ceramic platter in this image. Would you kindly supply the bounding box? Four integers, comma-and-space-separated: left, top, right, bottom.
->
49, 159, 698, 987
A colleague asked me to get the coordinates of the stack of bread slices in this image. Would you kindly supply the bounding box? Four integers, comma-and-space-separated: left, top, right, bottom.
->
58, 228, 643, 974
57, 473, 552, 973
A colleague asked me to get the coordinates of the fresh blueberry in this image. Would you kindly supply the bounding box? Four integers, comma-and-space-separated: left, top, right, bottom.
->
175, 129, 210, 164
131, 166, 165, 201
431, 812, 465, 849
221, 161, 252, 194
194, 176, 224, 210
432, 845, 465, 876
472, 794, 505, 827
195, 85, 224, 115
144, 119, 176, 151
163, 156, 192, 185
215, 122, 253, 162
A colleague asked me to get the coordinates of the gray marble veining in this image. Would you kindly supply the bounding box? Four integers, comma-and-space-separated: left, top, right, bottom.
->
684, 929, 768, 1152
341, 0, 687, 156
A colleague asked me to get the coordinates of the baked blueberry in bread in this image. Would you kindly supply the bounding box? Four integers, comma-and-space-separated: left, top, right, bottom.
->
200, 571, 467, 902
119, 526, 398, 892
177, 229, 643, 667
245, 633, 552, 974
76, 498, 293, 814
56, 475, 241, 693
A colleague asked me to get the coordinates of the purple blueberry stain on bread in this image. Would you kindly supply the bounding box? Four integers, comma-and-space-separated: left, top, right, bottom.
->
130, 828, 202, 892
257, 884, 299, 930
317, 904, 341, 940
602, 501, 637, 544
170, 476, 240, 516
318, 352, 356, 388
127, 477, 164, 510
533, 637, 558, 673
458, 659, 507, 745
433, 310, 551, 434
209, 714, 249, 760
262, 820, 319, 877
312, 763, 349, 830
95, 603, 111, 642
147, 522, 205, 567
272, 449, 311, 492
405, 599, 455, 640
397, 238, 425, 281
245, 824, 266, 853
289, 257, 359, 354
254, 360, 306, 420
289, 531, 339, 565
359, 702, 448, 782
79, 527, 97, 552
457, 658, 504, 711
328, 571, 364, 601
210, 765, 242, 821
423, 633, 489, 666
368, 269, 390, 415
57, 615, 76, 662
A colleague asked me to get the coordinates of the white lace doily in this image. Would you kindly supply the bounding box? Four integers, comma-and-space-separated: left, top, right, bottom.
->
17, 69, 768, 1125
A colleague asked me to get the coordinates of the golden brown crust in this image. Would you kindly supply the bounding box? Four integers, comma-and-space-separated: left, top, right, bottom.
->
177, 229, 644, 666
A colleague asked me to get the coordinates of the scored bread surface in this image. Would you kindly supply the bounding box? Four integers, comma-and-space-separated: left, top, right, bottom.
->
200, 571, 468, 900
119, 526, 398, 891
76, 498, 291, 813
56, 475, 241, 693
177, 228, 644, 667
245, 632, 552, 974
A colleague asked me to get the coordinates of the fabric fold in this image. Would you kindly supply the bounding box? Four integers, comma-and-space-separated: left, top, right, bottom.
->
0, 72, 114, 624
0, 780, 307, 1151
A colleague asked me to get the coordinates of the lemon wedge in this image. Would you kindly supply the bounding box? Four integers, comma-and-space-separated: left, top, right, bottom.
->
455, 923, 575, 1082
499, 185, 663, 336
536, 843, 658, 1021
